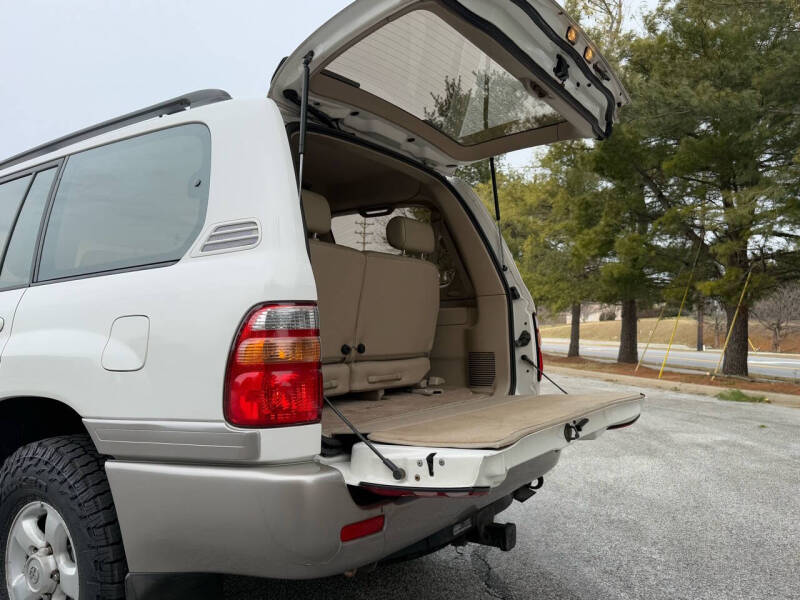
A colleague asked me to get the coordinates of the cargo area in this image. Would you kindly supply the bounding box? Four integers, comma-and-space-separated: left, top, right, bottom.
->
299, 131, 643, 476
297, 130, 516, 407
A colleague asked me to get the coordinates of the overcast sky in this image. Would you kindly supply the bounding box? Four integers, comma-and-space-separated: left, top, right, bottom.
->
0, 0, 655, 171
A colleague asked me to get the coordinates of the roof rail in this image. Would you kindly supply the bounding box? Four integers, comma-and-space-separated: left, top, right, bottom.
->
0, 89, 231, 172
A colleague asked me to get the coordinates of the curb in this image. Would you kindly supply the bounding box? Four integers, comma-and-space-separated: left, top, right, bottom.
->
547, 365, 800, 408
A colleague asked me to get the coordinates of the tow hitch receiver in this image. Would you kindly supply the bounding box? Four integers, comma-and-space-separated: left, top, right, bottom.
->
466, 501, 517, 552
468, 522, 517, 552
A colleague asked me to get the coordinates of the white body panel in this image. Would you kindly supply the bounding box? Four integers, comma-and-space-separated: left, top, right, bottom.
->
0, 289, 26, 357
0, 99, 322, 462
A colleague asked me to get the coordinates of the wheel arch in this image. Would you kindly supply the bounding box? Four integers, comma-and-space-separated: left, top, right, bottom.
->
0, 396, 91, 465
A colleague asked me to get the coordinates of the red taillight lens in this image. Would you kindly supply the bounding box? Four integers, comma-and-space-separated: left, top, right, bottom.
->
340, 515, 385, 542
534, 318, 543, 382
225, 303, 322, 427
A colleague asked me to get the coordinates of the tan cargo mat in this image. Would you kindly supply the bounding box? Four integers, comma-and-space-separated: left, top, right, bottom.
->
323, 390, 643, 449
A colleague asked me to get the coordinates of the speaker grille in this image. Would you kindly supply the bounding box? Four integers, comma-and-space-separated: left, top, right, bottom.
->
468, 352, 496, 388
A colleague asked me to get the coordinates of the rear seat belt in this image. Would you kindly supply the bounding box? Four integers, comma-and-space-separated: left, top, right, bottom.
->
324, 397, 406, 481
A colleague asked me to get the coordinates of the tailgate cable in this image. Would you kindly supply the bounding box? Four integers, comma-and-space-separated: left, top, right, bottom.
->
520, 355, 568, 394
324, 397, 407, 481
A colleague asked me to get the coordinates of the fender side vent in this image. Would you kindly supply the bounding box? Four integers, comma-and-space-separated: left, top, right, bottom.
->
200, 221, 260, 254
469, 352, 496, 388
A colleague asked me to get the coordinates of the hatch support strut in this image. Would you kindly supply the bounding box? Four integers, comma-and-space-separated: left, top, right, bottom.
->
296, 51, 314, 194
325, 397, 407, 481
489, 157, 507, 272
521, 355, 568, 394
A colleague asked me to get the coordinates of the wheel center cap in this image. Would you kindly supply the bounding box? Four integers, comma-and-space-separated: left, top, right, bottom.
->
24, 553, 58, 594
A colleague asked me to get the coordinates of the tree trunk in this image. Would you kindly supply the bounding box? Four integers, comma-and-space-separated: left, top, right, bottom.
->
696, 302, 704, 351
568, 303, 580, 357
772, 328, 780, 353
722, 304, 749, 376
617, 299, 638, 364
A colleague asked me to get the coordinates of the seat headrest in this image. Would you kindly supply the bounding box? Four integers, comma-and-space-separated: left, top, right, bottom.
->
386, 216, 435, 255
302, 190, 331, 235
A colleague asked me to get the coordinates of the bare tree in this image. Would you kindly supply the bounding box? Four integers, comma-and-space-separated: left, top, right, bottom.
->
709, 300, 726, 349
751, 284, 800, 352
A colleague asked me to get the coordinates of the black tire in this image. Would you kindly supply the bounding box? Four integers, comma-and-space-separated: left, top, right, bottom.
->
0, 435, 127, 600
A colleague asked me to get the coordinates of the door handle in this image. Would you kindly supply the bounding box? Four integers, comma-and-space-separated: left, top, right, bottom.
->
0, 317, 4, 332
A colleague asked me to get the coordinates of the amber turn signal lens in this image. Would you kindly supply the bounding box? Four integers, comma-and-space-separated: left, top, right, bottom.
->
584, 46, 594, 61
566, 26, 578, 44
236, 337, 321, 365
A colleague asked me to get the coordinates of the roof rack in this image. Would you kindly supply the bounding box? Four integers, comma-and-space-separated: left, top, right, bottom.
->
0, 89, 231, 172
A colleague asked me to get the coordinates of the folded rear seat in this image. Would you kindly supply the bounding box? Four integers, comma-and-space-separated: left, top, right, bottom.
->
303, 193, 440, 396
350, 216, 439, 392
302, 191, 364, 396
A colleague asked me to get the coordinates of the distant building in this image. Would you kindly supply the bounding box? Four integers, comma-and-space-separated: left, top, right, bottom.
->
564, 303, 621, 323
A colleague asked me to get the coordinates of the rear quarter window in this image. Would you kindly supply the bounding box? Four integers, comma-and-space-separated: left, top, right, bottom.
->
38, 124, 211, 281
0, 168, 57, 288
0, 175, 33, 264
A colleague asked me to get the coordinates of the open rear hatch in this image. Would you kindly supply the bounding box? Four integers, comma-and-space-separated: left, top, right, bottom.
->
270, 0, 630, 170
322, 391, 643, 495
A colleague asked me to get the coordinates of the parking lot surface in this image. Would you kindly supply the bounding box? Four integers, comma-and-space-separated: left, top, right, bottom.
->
225, 375, 800, 599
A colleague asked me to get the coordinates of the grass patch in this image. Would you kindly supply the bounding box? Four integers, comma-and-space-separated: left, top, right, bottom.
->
716, 389, 770, 404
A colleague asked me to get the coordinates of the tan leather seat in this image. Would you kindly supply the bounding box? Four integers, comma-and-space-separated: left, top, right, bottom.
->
350, 216, 439, 392
302, 191, 364, 396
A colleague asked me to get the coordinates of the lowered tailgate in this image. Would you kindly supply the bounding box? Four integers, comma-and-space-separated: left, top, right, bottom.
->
325, 391, 644, 494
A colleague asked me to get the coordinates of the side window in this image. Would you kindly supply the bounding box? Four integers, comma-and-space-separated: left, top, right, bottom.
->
0, 168, 57, 288
331, 207, 431, 254
0, 175, 33, 267
38, 124, 211, 281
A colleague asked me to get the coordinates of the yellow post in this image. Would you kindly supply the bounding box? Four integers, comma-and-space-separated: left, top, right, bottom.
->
748, 337, 758, 352
636, 304, 666, 373
711, 269, 753, 380
658, 245, 702, 379
658, 284, 691, 379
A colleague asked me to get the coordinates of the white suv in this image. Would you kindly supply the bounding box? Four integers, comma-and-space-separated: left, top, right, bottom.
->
0, 2, 641, 598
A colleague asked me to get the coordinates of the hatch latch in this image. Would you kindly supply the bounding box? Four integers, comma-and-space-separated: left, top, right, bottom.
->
564, 418, 589, 442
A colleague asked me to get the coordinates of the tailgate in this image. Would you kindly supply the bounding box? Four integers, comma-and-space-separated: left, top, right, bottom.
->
326, 392, 644, 493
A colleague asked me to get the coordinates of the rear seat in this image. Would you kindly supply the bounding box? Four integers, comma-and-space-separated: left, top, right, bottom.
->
302, 191, 364, 396
303, 192, 439, 396
350, 216, 439, 392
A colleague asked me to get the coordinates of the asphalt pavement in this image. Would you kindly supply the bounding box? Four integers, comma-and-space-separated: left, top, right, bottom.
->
543, 338, 800, 380
224, 375, 800, 599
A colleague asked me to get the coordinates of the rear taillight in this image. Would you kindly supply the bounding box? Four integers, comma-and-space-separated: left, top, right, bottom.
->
224, 303, 322, 427
534, 318, 543, 382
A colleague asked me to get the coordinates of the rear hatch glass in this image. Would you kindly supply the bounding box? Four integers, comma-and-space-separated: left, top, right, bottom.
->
324, 10, 564, 147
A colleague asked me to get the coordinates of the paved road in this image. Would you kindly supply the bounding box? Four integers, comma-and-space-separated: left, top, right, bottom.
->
543, 338, 800, 380
224, 375, 800, 599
